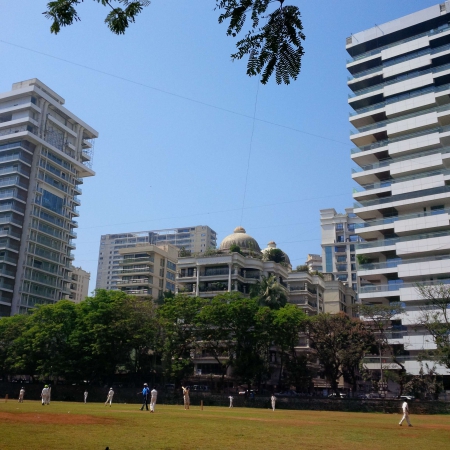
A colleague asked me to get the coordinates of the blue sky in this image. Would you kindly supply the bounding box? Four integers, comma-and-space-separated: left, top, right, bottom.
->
0, 0, 440, 292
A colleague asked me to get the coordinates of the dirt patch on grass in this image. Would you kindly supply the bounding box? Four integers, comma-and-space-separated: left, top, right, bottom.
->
0, 412, 117, 425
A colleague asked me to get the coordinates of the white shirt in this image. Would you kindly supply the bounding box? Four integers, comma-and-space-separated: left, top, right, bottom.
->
84, 392, 88, 397
19, 389, 25, 396
151, 389, 157, 398
108, 389, 114, 398
402, 402, 409, 413
41, 387, 49, 396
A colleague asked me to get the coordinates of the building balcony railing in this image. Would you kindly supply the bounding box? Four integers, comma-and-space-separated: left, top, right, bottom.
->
355, 185, 450, 210
352, 124, 450, 154
354, 100, 450, 135
359, 277, 450, 294
120, 267, 154, 274
0, 281, 15, 292
120, 257, 154, 265
347, 23, 450, 64
350, 81, 450, 118
362, 355, 419, 364
0, 254, 18, 265
116, 279, 150, 285
360, 254, 450, 271
356, 229, 450, 251
349, 58, 450, 99
121, 289, 150, 295
202, 268, 230, 276
360, 168, 450, 192
355, 208, 449, 230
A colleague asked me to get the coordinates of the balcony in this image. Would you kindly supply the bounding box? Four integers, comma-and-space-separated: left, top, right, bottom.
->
356, 228, 450, 251
0, 281, 15, 292
347, 23, 450, 65
116, 278, 150, 285
0, 254, 18, 265
121, 289, 151, 295
354, 185, 450, 210
120, 257, 154, 265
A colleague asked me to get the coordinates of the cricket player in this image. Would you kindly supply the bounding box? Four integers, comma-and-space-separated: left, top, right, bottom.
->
271, 395, 276, 411
228, 396, 233, 408
18, 387, 25, 403
150, 387, 157, 412
105, 387, 114, 407
182, 386, 190, 410
140, 383, 149, 411
84, 390, 88, 404
41, 385, 50, 405
399, 400, 412, 426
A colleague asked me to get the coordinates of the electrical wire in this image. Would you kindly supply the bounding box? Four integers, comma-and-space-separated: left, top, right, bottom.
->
0, 39, 351, 148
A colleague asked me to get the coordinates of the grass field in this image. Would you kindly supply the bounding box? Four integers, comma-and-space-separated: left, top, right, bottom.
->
1, 401, 449, 450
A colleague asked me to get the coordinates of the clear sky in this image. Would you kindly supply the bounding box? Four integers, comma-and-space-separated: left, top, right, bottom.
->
0, 0, 440, 293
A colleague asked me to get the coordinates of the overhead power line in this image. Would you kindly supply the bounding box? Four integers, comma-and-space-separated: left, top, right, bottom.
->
0, 39, 351, 148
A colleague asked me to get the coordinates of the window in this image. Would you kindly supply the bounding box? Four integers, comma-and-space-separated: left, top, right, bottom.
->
349, 235, 360, 242
167, 261, 176, 271
167, 271, 175, 281
351, 264, 356, 271
347, 223, 356, 231
160, 258, 165, 267
335, 246, 346, 253
42, 190, 63, 215
336, 255, 346, 263
166, 281, 175, 292
335, 224, 344, 231
325, 246, 333, 273
336, 235, 345, 243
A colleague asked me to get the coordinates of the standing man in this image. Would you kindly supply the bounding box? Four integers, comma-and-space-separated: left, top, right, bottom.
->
140, 383, 149, 411
150, 387, 157, 413
271, 395, 276, 412
399, 400, 412, 426
228, 395, 233, 408
18, 387, 25, 403
182, 386, 190, 410
105, 387, 114, 407
41, 385, 50, 405
84, 390, 88, 404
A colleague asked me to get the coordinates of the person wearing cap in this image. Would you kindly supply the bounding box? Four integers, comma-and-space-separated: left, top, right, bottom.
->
84, 390, 88, 404
105, 387, 114, 407
140, 383, 149, 411
150, 387, 157, 413
18, 387, 25, 403
41, 385, 50, 405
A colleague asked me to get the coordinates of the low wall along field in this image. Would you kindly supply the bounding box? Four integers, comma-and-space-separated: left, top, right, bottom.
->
1, 383, 450, 414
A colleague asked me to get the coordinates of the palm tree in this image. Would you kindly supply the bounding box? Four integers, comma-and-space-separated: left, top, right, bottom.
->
251, 275, 288, 309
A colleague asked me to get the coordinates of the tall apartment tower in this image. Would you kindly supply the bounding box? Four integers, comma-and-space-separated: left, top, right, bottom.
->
0, 79, 97, 316
320, 208, 363, 292
96, 226, 217, 290
347, 3, 450, 374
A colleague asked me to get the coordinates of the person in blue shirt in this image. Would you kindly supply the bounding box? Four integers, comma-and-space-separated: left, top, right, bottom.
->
140, 383, 150, 411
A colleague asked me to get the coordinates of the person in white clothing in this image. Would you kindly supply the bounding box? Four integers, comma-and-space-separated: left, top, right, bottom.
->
150, 388, 157, 412
18, 387, 25, 403
84, 390, 88, 404
271, 395, 276, 412
228, 396, 233, 408
182, 386, 190, 410
41, 385, 50, 405
105, 388, 114, 407
399, 401, 412, 426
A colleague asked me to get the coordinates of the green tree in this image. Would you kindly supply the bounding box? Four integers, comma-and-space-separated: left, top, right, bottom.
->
358, 303, 408, 396
17, 300, 78, 381
416, 283, 450, 369
263, 248, 285, 264
308, 313, 374, 394
196, 292, 243, 388
272, 304, 312, 391
227, 297, 273, 390
43, 0, 305, 84
251, 274, 287, 309
157, 294, 206, 384
0, 314, 31, 378
71, 290, 158, 384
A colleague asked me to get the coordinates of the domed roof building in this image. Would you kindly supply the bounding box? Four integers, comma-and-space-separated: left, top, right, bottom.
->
219, 226, 261, 254
262, 241, 291, 266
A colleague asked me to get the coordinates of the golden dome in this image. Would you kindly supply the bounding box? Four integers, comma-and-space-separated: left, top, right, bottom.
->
219, 226, 261, 253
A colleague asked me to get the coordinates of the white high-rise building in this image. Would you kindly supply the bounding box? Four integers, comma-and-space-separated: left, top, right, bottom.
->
0, 79, 97, 316
320, 208, 363, 293
347, 3, 450, 376
96, 226, 217, 290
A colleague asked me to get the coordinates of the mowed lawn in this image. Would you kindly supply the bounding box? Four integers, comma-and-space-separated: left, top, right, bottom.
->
1, 401, 449, 450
